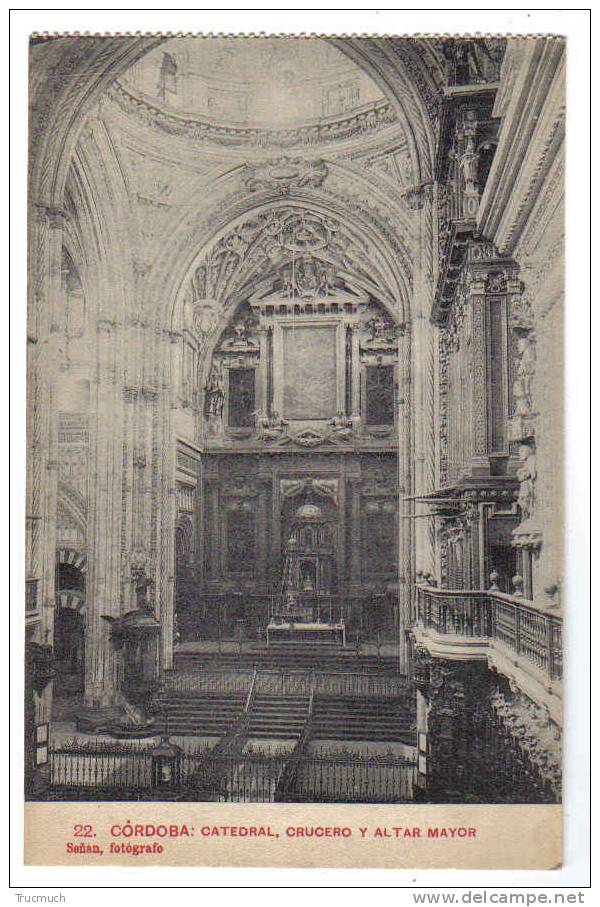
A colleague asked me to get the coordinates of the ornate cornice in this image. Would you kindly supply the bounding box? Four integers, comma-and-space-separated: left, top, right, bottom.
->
477, 39, 565, 256
108, 83, 398, 151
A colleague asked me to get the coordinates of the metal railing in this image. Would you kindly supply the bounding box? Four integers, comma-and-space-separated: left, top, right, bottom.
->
161, 667, 411, 699
162, 668, 254, 694
49, 748, 154, 789
253, 670, 411, 699
48, 746, 417, 803
415, 586, 562, 681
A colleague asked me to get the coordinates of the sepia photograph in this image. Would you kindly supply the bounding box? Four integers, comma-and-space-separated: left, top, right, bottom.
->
18, 21, 577, 874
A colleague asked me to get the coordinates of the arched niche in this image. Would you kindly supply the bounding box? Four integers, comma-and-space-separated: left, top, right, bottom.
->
165, 197, 412, 440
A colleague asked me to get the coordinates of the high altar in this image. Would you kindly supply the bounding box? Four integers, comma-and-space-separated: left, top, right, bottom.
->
268, 501, 345, 645
174, 210, 402, 644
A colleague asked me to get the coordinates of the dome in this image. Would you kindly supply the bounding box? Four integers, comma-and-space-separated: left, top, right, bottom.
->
119, 37, 387, 129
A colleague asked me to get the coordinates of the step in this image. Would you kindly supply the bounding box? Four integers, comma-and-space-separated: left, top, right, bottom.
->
251, 705, 308, 714
161, 699, 244, 709
174, 655, 401, 671
157, 695, 247, 704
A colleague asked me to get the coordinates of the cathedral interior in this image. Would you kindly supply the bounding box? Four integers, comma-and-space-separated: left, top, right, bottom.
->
26, 35, 564, 803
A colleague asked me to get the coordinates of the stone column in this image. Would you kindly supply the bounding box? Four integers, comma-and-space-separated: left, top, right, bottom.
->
156, 329, 181, 673
397, 328, 412, 673
256, 477, 270, 588
348, 477, 363, 589
30, 207, 67, 644
25, 205, 66, 763
207, 481, 221, 579
411, 185, 437, 582
256, 326, 269, 417
82, 318, 124, 711
336, 471, 347, 609
467, 271, 491, 476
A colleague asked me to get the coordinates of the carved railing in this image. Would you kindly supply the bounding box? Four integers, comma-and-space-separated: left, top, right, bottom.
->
415, 586, 562, 682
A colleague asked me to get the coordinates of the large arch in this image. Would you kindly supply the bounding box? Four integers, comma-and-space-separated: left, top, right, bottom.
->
27, 35, 441, 704
153, 192, 414, 337
147, 190, 417, 664
29, 36, 440, 212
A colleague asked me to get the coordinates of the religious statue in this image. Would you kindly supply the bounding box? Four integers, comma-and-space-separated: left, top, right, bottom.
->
364, 313, 396, 346
131, 566, 155, 611
281, 255, 331, 299
460, 136, 480, 192
443, 39, 504, 86
316, 265, 331, 296
233, 320, 247, 342
516, 444, 536, 523
282, 266, 295, 298
513, 334, 536, 416
204, 365, 224, 418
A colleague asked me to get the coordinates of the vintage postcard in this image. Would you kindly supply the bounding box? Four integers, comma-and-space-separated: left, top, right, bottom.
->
22, 29, 567, 873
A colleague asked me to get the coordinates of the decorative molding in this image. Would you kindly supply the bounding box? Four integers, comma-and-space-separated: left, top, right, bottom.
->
109, 83, 398, 150
242, 158, 328, 195
280, 477, 339, 506
400, 183, 433, 211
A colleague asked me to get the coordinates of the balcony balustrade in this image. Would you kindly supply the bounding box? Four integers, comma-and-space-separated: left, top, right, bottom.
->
415, 586, 562, 683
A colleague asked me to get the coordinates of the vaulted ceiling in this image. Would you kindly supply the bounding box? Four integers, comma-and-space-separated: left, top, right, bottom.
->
120, 37, 388, 127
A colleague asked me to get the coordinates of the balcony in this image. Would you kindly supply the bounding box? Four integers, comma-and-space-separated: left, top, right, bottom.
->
413, 586, 562, 719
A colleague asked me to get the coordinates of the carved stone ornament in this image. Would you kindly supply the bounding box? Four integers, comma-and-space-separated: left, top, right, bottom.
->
185, 206, 397, 311
109, 84, 396, 151
515, 442, 537, 526
468, 240, 499, 262
257, 412, 288, 441
291, 428, 328, 448
186, 297, 220, 339
360, 309, 401, 351
485, 270, 507, 294
490, 688, 561, 795
509, 291, 533, 333
280, 477, 338, 505
512, 332, 536, 418
242, 157, 328, 195
400, 185, 428, 211
221, 478, 258, 498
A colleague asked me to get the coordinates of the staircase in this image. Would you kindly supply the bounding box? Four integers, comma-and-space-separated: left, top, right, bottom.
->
175, 648, 399, 675
311, 695, 415, 743
246, 694, 310, 740
153, 691, 246, 737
